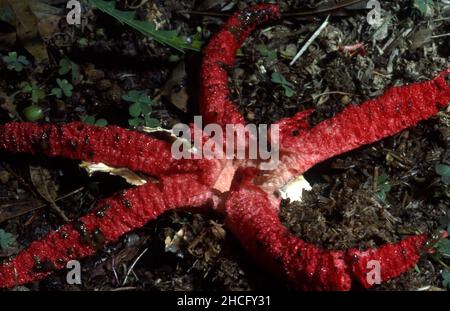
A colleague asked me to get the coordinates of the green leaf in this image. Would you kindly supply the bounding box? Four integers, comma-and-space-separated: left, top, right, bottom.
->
89, 0, 203, 52
56, 79, 73, 97
0, 5, 14, 23
122, 90, 142, 102
435, 239, 450, 257
83, 116, 96, 125
144, 116, 160, 128
128, 117, 143, 127
51, 88, 62, 98
271, 72, 283, 84
20, 82, 33, 92
376, 173, 391, 200
414, 0, 433, 15
257, 44, 277, 61
58, 58, 72, 75
271, 72, 294, 88
138, 94, 152, 105
17, 55, 29, 65
95, 118, 108, 127
129, 102, 142, 117
0, 229, 15, 250
31, 89, 46, 103
436, 164, 450, 176
443, 270, 450, 289
282, 85, 294, 97
140, 102, 152, 114
3, 52, 29, 72
436, 164, 450, 184
3, 51, 17, 63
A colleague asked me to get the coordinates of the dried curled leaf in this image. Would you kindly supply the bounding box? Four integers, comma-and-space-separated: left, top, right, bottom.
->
80, 161, 147, 186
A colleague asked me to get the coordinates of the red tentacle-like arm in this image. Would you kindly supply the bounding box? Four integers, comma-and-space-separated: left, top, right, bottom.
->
225, 168, 428, 290
0, 173, 216, 288
200, 4, 449, 290
200, 4, 281, 128
278, 69, 450, 174
0, 122, 222, 185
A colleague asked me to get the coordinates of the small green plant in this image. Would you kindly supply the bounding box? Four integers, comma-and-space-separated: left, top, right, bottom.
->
414, 0, 433, 15
257, 44, 277, 61
271, 72, 294, 97
51, 79, 73, 98
83, 115, 108, 127
0, 4, 14, 23
431, 214, 450, 289
58, 57, 82, 82
20, 81, 46, 104
376, 173, 391, 201
122, 90, 160, 127
0, 229, 15, 250
435, 164, 450, 184
442, 270, 450, 289
434, 239, 450, 259
2, 52, 29, 72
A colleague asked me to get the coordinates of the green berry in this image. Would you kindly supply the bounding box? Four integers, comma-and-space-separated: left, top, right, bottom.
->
22, 105, 43, 122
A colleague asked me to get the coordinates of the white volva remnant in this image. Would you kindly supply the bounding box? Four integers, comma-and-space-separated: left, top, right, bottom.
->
279, 174, 312, 203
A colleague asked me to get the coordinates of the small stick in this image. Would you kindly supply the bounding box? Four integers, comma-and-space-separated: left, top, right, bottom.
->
430, 33, 450, 39
289, 15, 330, 66
122, 248, 148, 286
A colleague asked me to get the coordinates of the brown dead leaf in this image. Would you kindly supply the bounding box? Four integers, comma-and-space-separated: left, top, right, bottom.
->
0, 200, 42, 224
38, 15, 61, 42
8, 0, 49, 63
29, 165, 69, 221
0, 90, 21, 120
30, 1, 62, 42
161, 61, 188, 112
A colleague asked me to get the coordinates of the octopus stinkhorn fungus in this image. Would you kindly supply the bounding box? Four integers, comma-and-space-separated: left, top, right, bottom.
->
0, 4, 449, 290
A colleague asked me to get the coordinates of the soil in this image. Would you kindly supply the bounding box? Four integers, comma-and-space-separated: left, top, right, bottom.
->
0, 0, 449, 291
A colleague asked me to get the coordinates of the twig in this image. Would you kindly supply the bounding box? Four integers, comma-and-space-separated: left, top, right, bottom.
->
311, 91, 355, 99
122, 248, 148, 286
112, 256, 120, 286
430, 33, 450, 39
289, 15, 330, 66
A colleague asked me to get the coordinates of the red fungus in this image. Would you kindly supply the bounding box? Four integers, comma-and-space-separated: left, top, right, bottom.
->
0, 4, 449, 290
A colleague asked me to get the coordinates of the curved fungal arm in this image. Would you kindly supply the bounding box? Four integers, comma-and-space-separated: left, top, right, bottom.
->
278, 69, 450, 175
224, 168, 427, 290
200, 4, 281, 128
0, 173, 217, 288
0, 122, 221, 186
